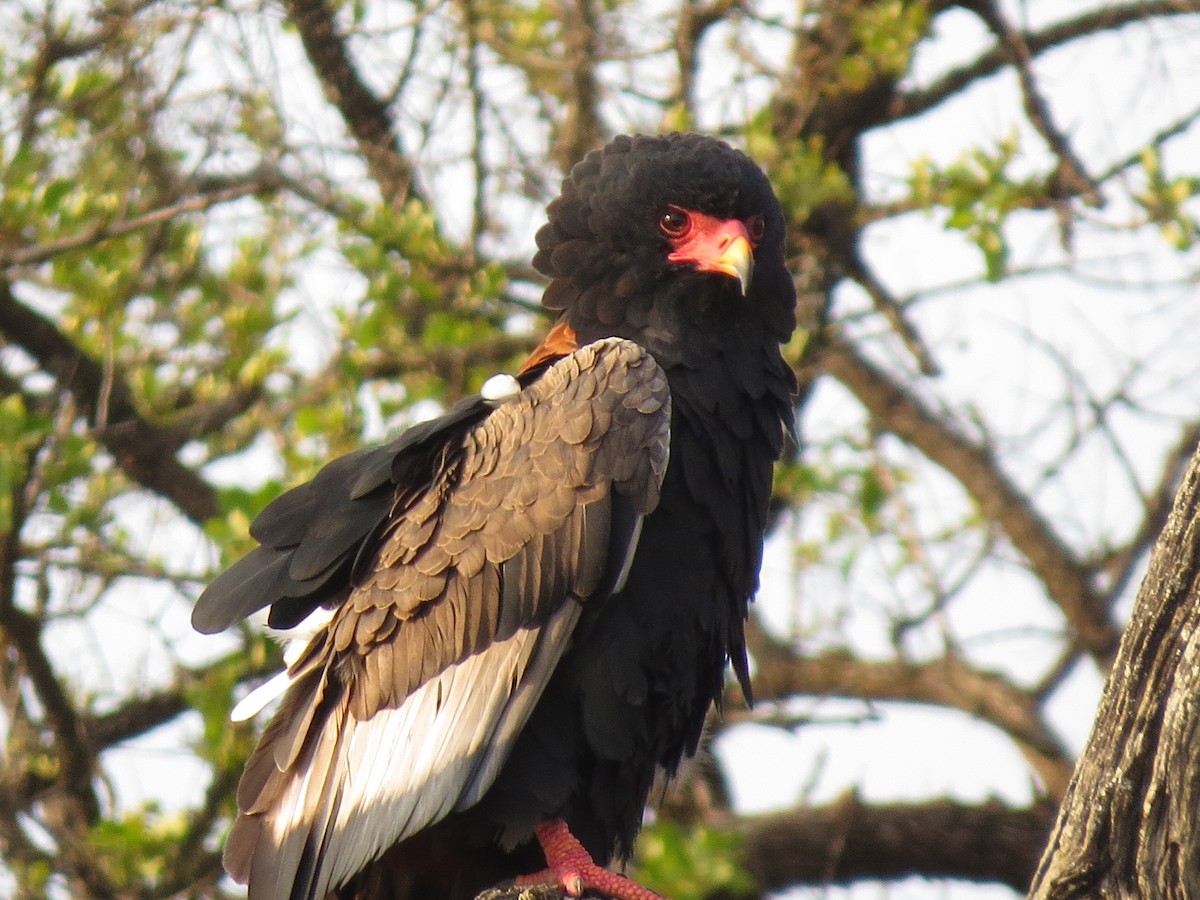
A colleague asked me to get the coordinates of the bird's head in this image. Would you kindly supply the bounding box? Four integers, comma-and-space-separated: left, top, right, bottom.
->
532, 133, 795, 364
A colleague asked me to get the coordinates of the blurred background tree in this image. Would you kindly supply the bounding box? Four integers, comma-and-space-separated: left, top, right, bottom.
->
1, 0, 1198, 897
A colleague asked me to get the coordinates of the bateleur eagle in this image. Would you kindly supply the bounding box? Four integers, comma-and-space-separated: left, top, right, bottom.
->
193, 132, 797, 900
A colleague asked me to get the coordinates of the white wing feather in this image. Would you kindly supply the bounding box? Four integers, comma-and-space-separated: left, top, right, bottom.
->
251, 602, 582, 900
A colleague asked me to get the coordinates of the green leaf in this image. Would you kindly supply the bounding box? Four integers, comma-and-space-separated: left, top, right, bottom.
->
633, 821, 754, 900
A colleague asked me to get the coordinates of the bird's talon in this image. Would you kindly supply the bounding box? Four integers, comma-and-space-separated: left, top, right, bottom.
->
525, 820, 666, 900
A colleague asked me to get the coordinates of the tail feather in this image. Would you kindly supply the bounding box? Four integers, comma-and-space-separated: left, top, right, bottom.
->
225, 604, 581, 900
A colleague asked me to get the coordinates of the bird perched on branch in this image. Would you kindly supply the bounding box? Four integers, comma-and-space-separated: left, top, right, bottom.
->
193, 132, 797, 900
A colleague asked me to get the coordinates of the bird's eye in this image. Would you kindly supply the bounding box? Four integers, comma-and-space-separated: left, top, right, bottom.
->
747, 215, 765, 243
659, 207, 691, 238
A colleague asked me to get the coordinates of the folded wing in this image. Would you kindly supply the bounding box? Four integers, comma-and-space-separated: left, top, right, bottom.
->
202, 338, 671, 900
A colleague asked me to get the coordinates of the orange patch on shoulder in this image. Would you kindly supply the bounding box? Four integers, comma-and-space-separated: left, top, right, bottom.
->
520, 321, 579, 375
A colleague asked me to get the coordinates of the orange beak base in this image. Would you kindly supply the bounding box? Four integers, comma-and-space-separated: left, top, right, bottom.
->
666, 213, 755, 295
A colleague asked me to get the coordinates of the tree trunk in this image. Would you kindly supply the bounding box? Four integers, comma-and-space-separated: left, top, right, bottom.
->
1030, 441, 1200, 898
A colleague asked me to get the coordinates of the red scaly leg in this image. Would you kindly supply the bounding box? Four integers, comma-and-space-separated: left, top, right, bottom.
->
514, 820, 665, 900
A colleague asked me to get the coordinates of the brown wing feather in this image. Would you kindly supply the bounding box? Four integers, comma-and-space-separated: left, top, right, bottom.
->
225, 338, 669, 900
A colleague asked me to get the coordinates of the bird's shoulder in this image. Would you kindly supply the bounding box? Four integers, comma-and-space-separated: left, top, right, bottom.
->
192, 337, 670, 641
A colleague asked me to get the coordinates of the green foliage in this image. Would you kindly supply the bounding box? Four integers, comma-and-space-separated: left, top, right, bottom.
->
836, 0, 929, 92
187, 642, 274, 770
206, 483, 287, 560
1136, 146, 1200, 249
0, 395, 47, 533
908, 134, 1040, 280
746, 123, 857, 222
0, 0, 1196, 896
88, 806, 188, 887
335, 196, 513, 408
634, 821, 755, 900
6, 858, 51, 896
774, 445, 898, 537
773, 436, 928, 602
472, 0, 565, 96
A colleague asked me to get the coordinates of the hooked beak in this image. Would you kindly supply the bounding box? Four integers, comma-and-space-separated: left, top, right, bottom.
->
666, 216, 756, 295
709, 234, 755, 296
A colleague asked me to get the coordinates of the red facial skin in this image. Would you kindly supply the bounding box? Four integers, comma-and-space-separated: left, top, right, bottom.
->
661, 206, 761, 294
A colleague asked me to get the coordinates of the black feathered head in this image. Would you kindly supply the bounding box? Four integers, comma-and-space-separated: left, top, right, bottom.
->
533, 133, 795, 364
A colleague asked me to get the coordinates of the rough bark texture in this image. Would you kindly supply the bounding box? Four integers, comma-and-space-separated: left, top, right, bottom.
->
1030, 441, 1200, 898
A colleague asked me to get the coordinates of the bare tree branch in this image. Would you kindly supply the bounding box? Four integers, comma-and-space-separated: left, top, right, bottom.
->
898, 2, 1200, 123
1094, 422, 1200, 602
744, 624, 1075, 799
736, 796, 1055, 896
0, 279, 219, 523
0, 168, 282, 271
967, 0, 1100, 204
673, 0, 737, 117
819, 335, 1121, 666
282, 0, 417, 206
0, 438, 98, 822
549, 0, 603, 171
